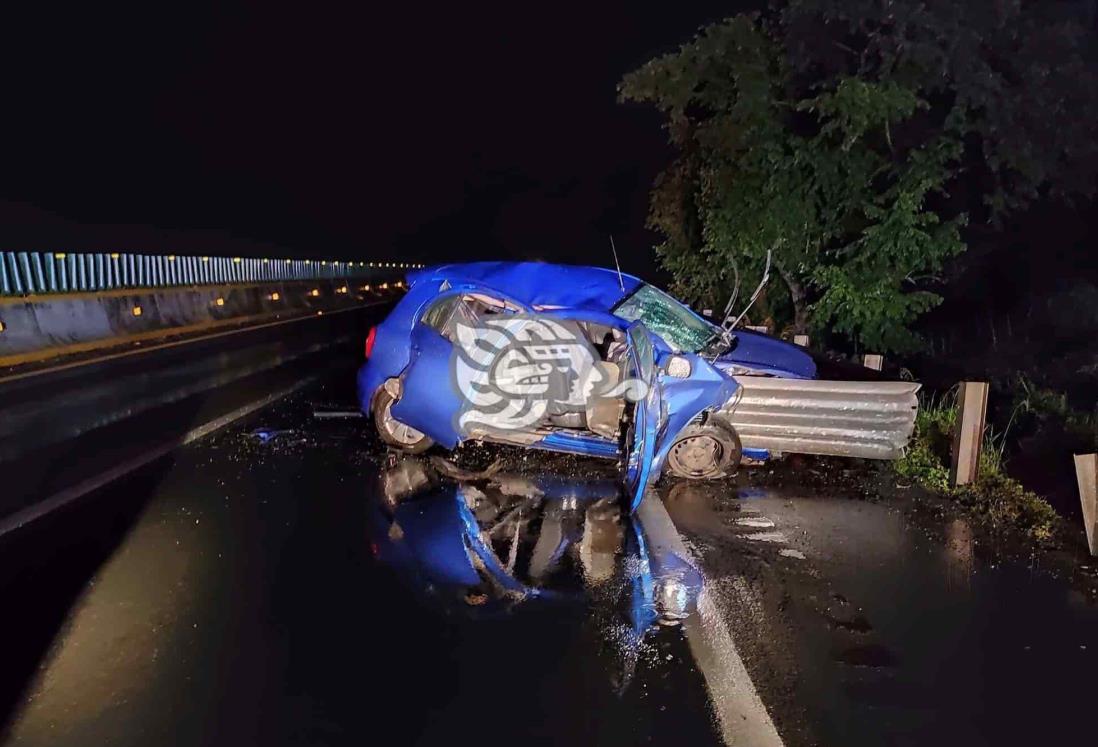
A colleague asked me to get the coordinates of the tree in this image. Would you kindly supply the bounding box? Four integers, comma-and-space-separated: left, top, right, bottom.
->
620, 1, 1096, 353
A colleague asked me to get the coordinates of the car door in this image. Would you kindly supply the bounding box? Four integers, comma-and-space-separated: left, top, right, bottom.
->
389, 293, 468, 447
621, 321, 663, 512
391, 291, 525, 448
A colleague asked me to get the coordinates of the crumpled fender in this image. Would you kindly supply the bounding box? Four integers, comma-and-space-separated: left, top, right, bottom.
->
650, 352, 739, 480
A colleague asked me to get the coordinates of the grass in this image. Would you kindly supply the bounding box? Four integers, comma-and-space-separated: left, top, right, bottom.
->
895, 388, 1061, 545
1011, 374, 1098, 451
894, 390, 955, 493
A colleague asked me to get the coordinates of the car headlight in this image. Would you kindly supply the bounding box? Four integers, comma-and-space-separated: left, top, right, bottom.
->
665, 355, 691, 378
720, 363, 759, 377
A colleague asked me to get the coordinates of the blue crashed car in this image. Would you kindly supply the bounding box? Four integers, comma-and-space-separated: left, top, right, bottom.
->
357, 261, 919, 510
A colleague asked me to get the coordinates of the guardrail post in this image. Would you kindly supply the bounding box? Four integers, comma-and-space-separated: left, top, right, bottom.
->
56, 254, 68, 291
1075, 453, 1097, 556
31, 252, 47, 292
793, 334, 809, 347
862, 354, 883, 370
5, 253, 22, 294
950, 381, 989, 487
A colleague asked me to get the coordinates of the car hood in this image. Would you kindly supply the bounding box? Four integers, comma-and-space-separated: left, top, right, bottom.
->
716, 329, 816, 379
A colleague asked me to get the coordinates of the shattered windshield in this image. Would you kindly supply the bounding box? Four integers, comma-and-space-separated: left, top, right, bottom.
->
612, 284, 718, 353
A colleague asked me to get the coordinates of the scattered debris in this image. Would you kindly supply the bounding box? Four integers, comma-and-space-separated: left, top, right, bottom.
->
311, 409, 364, 419
505, 518, 522, 573
491, 474, 545, 498
248, 428, 296, 444
429, 455, 503, 481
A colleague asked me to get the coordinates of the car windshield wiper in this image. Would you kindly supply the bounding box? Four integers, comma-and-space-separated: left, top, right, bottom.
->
702, 328, 736, 356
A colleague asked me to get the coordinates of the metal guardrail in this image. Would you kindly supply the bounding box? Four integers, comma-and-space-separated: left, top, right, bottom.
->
722, 377, 921, 460
0, 251, 424, 296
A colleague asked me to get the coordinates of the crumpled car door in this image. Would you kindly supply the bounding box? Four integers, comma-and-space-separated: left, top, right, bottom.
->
621, 322, 663, 512
390, 317, 465, 448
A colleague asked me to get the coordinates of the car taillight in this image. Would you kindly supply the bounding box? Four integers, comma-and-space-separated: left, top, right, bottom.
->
364, 326, 377, 359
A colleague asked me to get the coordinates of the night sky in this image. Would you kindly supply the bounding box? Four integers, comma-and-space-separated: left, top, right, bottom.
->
0, 1, 743, 276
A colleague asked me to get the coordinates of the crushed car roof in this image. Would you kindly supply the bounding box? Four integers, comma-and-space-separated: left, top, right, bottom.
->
406, 261, 643, 312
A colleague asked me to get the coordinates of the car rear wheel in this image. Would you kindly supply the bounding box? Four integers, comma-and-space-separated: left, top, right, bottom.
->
666, 418, 741, 480
372, 389, 434, 453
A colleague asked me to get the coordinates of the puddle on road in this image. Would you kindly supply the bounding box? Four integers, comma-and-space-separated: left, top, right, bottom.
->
220, 396, 1098, 746
365, 455, 707, 694
365, 454, 784, 745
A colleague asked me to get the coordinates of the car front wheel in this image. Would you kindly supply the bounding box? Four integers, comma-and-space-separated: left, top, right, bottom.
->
665, 418, 741, 480
372, 389, 434, 453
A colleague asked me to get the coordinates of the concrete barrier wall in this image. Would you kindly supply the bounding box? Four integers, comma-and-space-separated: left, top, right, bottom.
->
0, 274, 403, 361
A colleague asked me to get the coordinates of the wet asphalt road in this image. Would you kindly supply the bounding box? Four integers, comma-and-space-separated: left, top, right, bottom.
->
2, 360, 1098, 744
662, 484, 1098, 745
0, 306, 382, 522
0, 375, 724, 747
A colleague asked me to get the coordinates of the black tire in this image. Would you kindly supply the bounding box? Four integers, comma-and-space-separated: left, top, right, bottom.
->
372, 389, 434, 454
665, 417, 742, 480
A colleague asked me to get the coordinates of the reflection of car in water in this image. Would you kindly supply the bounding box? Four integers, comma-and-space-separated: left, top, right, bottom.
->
358, 262, 920, 510
366, 456, 702, 686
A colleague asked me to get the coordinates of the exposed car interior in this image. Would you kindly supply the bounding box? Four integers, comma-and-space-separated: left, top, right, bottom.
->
422, 292, 522, 339
419, 293, 632, 441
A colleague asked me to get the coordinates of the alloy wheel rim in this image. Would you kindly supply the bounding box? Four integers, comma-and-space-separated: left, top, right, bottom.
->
381, 400, 426, 445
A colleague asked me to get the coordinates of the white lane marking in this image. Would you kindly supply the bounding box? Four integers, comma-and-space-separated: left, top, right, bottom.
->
742, 531, 788, 543
0, 301, 384, 385
0, 376, 317, 538
779, 549, 806, 560
736, 517, 775, 528
636, 495, 785, 746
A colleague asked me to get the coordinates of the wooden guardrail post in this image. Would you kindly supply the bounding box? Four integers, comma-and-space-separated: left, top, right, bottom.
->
950, 382, 989, 487
862, 354, 883, 370
1074, 453, 1097, 556
793, 334, 809, 347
